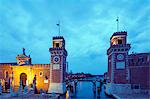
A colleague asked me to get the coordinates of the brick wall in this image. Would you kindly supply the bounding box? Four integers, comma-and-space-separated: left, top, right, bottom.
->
129, 53, 150, 89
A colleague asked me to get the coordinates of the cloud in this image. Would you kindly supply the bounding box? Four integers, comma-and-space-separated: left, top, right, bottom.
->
0, 0, 149, 74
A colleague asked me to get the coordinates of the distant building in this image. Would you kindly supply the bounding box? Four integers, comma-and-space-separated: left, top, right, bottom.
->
106, 31, 150, 95
0, 36, 67, 94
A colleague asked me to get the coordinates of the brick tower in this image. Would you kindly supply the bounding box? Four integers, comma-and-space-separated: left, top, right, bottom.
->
107, 31, 131, 94
48, 36, 67, 94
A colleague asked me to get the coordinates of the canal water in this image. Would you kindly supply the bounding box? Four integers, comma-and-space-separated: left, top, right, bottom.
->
69, 81, 113, 99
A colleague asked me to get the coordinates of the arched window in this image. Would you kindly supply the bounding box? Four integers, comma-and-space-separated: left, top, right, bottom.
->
118, 39, 122, 44
39, 71, 43, 77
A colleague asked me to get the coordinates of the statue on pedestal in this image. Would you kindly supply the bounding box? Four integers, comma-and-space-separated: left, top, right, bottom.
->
18, 80, 23, 95
33, 75, 38, 94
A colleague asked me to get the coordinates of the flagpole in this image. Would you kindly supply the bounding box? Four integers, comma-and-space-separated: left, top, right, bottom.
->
58, 21, 60, 36
116, 17, 119, 32
56, 21, 60, 36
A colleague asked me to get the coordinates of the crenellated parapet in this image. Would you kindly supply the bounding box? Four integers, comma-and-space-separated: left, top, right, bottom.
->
110, 31, 127, 40
107, 44, 131, 55
49, 48, 67, 56
53, 36, 65, 40
33, 64, 50, 69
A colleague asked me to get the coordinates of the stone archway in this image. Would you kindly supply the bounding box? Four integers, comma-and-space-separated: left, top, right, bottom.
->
20, 73, 27, 89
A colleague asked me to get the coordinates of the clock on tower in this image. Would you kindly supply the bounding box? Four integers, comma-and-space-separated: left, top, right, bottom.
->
117, 54, 124, 60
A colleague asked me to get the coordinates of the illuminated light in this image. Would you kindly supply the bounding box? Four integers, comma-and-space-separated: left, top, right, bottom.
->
66, 90, 69, 98
44, 80, 48, 83
26, 80, 28, 86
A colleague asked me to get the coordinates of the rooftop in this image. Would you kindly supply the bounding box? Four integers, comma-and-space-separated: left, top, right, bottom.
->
53, 36, 64, 40
110, 31, 127, 40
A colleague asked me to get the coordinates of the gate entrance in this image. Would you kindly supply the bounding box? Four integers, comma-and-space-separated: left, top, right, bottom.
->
20, 73, 27, 89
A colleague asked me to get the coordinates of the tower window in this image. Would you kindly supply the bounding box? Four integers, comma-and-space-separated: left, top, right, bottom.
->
56, 43, 59, 47
118, 39, 122, 44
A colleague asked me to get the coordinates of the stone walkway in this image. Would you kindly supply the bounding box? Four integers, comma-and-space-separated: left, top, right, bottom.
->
0, 94, 59, 99
113, 93, 150, 99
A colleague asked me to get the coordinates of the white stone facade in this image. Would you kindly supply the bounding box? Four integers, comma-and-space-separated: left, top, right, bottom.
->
105, 83, 131, 95
48, 82, 66, 94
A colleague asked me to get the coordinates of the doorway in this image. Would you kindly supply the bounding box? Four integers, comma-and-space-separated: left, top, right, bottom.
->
20, 73, 27, 89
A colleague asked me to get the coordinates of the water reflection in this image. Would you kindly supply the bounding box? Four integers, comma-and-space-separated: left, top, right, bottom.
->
70, 81, 112, 99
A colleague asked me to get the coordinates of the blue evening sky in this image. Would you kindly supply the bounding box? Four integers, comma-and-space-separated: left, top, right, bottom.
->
0, 0, 150, 74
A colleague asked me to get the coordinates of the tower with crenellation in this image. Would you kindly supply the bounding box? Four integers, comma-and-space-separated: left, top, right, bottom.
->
48, 36, 67, 94
107, 31, 131, 94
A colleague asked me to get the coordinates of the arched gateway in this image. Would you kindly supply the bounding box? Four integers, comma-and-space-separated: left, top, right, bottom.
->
20, 73, 27, 88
